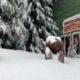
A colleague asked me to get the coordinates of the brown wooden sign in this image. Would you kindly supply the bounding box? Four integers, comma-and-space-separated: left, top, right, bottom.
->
63, 18, 80, 33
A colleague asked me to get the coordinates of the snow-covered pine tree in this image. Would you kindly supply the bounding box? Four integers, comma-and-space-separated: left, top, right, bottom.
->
0, 0, 59, 53
24, 0, 59, 53
0, 0, 13, 48
0, 0, 27, 50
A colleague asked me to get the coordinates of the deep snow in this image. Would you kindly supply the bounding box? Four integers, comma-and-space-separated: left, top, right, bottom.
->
0, 48, 80, 80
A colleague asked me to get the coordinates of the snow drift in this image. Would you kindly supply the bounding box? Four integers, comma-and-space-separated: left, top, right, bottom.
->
0, 48, 80, 80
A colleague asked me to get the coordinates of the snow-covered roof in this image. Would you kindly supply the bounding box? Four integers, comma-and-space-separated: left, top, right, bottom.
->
62, 14, 80, 34
63, 14, 80, 24
63, 14, 80, 26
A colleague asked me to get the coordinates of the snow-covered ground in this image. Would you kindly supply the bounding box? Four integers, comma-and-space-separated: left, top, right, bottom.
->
0, 48, 80, 80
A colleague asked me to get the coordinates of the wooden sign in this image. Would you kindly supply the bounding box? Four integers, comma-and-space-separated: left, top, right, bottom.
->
63, 14, 80, 33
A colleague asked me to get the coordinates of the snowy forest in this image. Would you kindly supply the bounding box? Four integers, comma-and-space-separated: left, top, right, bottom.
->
0, 0, 59, 53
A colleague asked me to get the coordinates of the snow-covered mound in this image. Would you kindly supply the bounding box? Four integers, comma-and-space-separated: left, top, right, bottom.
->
46, 36, 61, 44
0, 48, 80, 80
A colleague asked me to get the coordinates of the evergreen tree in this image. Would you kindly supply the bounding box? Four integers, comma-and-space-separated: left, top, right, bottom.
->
24, 0, 59, 53
0, 0, 27, 50
0, 0, 59, 53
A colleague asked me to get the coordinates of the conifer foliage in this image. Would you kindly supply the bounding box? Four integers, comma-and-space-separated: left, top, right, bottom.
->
0, 0, 58, 53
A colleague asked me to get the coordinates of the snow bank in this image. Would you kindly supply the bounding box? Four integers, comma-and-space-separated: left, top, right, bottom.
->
0, 48, 80, 80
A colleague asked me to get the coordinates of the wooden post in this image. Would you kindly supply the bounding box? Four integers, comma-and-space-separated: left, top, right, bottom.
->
64, 36, 66, 55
